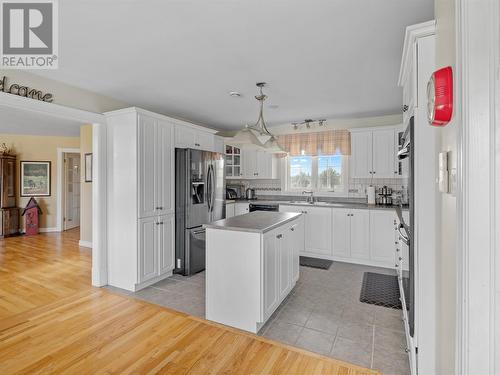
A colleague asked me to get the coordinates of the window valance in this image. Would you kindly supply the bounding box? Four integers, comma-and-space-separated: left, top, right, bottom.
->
277, 130, 351, 156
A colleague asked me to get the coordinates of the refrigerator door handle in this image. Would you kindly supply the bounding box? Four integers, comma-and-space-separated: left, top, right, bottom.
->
206, 164, 212, 212
210, 164, 216, 213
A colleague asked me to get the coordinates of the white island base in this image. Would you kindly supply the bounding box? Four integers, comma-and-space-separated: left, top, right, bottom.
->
205, 211, 304, 333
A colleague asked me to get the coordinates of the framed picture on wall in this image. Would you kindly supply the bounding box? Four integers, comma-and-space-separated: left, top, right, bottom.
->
85, 153, 92, 182
20, 161, 51, 197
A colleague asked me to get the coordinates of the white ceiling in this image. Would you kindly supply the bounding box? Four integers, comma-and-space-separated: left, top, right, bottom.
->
0, 105, 84, 136
36, 0, 433, 131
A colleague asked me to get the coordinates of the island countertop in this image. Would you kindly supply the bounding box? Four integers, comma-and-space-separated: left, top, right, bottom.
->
204, 211, 302, 234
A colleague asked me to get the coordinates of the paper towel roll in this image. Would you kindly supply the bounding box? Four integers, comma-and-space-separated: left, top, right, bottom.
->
367, 186, 376, 205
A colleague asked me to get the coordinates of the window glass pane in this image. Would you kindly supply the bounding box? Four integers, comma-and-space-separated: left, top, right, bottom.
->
318, 155, 343, 191
289, 156, 312, 189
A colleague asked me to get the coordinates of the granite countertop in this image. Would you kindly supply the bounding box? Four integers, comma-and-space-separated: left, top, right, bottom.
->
204, 211, 302, 234
227, 198, 408, 211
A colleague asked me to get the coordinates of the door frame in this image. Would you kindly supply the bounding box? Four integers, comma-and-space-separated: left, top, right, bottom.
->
455, 0, 499, 373
0, 91, 109, 287
56, 148, 80, 232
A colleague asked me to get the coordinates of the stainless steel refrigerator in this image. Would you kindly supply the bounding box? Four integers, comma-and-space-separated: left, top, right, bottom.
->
175, 148, 225, 276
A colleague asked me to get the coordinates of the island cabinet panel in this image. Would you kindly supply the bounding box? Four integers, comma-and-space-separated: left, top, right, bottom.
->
332, 208, 350, 258
263, 230, 280, 319
205, 213, 303, 333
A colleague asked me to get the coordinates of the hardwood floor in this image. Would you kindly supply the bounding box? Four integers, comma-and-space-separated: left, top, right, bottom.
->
0, 230, 380, 374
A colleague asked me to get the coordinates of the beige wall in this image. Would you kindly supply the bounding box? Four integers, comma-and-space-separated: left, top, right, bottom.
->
0, 71, 127, 113
435, 1, 457, 374
0, 133, 80, 230
80, 125, 92, 244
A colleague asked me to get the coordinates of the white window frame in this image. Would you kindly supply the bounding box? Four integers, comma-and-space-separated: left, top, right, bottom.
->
283, 155, 349, 197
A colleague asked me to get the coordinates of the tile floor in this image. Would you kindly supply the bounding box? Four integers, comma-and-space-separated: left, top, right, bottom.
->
119, 262, 410, 375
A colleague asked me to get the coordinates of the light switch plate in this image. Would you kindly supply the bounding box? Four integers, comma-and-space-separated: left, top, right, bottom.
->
438, 151, 449, 193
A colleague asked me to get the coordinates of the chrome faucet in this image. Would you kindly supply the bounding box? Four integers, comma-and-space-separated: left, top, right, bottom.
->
302, 190, 314, 204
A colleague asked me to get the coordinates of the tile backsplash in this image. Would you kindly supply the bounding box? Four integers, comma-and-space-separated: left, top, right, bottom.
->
227, 177, 408, 201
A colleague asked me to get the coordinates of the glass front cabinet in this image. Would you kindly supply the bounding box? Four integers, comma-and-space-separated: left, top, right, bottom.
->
225, 145, 242, 179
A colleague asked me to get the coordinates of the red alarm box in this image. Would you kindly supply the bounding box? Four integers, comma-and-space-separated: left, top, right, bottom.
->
427, 66, 453, 126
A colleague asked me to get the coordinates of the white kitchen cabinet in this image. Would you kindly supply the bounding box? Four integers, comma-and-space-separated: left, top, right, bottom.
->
370, 210, 397, 265
226, 203, 235, 218
331, 208, 369, 262
230, 146, 278, 180
349, 210, 370, 260
242, 148, 258, 178
350, 131, 373, 178
279, 205, 332, 256
234, 202, 249, 216
138, 216, 158, 283
159, 214, 175, 275
206, 215, 303, 333
332, 208, 350, 258
350, 127, 401, 179
372, 129, 396, 178
213, 135, 225, 154
263, 231, 279, 319
175, 124, 216, 151
106, 107, 176, 292
289, 217, 304, 282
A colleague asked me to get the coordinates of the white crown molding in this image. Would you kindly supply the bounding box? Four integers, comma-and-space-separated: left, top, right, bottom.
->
398, 20, 436, 87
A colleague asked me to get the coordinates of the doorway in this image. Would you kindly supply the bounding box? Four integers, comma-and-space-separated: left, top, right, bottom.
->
63, 152, 81, 231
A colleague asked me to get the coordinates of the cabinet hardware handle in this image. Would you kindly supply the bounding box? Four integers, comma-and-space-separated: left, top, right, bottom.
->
276, 234, 283, 239
394, 171, 398, 174
373, 171, 376, 174
402, 105, 409, 112
156, 222, 160, 226
291, 227, 295, 231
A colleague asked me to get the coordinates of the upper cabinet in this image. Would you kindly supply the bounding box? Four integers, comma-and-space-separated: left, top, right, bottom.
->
225, 143, 279, 180
174, 123, 220, 152
350, 126, 404, 179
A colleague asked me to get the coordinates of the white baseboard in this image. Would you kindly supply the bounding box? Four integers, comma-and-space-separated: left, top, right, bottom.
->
79, 240, 92, 248
39, 227, 60, 233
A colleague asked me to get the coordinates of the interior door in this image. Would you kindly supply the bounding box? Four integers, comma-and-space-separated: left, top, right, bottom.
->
372, 129, 396, 178
64, 153, 80, 230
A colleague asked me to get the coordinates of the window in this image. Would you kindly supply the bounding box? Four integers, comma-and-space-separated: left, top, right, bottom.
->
286, 154, 348, 194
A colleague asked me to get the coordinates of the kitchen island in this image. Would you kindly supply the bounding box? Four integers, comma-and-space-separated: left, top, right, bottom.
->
204, 211, 304, 333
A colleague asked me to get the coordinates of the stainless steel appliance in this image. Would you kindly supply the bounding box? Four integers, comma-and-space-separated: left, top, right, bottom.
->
396, 116, 414, 337
226, 188, 238, 199
249, 203, 278, 212
175, 149, 225, 276
245, 188, 256, 200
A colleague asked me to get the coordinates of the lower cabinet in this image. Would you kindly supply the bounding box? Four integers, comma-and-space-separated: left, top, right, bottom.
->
332, 208, 370, 261
234, 202, 249, 216
370, 210, 397, 265
226, 203, 235, 218
279, 205, 332, 256
139, 214, 175, 284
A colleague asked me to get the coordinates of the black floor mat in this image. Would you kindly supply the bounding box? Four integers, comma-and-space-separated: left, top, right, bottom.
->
299, 256, 332, 270
359, 272, 402, 309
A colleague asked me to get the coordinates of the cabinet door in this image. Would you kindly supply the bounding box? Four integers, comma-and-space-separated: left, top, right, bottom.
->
226, 203, 235, 218
350, 210, 370, 260
372, 129, 396, 178
175, 125, 196, 148
256, 150, 270, 179
243, 148, 257, 178
303, 206, 332, 256
195, 131, 214, 151
138, 114, 157, 218
369, 210, 396, 265
213, 136, 225, 154
234, 203, 249, 216
350, 131, 372, 178
332, 208, 350, 258
263, 231, 279, 319
156, 120, 175, 215
290, 218, 304, 282
138, 216, 158, 283
278, 231, 291, 299
158, 214, 175, 275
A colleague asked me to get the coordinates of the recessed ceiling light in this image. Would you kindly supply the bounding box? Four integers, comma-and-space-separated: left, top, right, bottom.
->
228, 91, 242, 97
